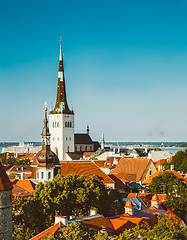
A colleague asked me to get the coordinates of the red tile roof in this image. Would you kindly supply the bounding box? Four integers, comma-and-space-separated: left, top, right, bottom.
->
10, 179, 36, 193
112, 158, 150, 182
30, 222, 65, 240
60, 162, 115, 184
0, 163, 12, 191
108, 174, 129, 189
154, 159, 167, 168
144, 170, 185, 184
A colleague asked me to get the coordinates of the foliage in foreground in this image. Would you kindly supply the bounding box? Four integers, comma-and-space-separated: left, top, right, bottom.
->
40, 215, 187, 240
149, 171, 187, 220
13, 174, 124, 240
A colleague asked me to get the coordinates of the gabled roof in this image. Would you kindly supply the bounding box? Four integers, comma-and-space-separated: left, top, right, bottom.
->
60, 161, 115, 184
74, 134, 93, 144
144, 170, 185, 184
30, 222, 65, 240
10, 179, 36, 193
154, 159, 167, 168
108, 174, 129, 189
112, 158, 151, 182
0, 163, 12, 191
12, 184, 32, 197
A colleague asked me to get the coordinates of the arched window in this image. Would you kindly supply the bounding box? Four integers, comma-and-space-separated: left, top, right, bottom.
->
57, 122, 59, 128
65, 121, 67, 127
70, 122, 72, 128
85, 146, 87, 151
48, 172, 51, 180
67, 146, 70, 152
68, 121, 70, 128
53, 122, 54, 128
41, 172, 44, 179
55, 122, 57, 128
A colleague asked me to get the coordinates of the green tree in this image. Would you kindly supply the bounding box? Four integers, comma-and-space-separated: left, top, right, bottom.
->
171, 150, 187, 173
13, 174, 124, 240
149, 172, 186, 198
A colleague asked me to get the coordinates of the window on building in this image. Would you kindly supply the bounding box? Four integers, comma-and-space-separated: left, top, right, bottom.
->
48, 172, 51, 180
41, 172, 44, 179
67, 121, 70, 128
53, 137, 55, 141
65, 121, 68, 127
57, 122, 59, 128
69, 137, 71, 141
66, 137, 68, 140
53, 122, 54, 128
149, 170, 152, 175
70, 122, 72, 128
67, 146, 70, 152
58, 169, 61, 174
37, 171, 39, 179
85, 146, 87, 151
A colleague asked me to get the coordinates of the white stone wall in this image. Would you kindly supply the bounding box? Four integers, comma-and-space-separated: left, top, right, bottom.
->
0, 190, 12, 240
49, 113, 74, 161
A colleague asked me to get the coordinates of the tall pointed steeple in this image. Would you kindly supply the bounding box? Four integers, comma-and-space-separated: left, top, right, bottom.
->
41, 101, 51, 145
53, 38, 72, 114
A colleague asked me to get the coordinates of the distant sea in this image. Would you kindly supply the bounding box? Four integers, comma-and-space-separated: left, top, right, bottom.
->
0, 142, 186, 154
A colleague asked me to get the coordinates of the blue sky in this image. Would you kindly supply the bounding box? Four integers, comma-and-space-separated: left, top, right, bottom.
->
1, 0, 187, 142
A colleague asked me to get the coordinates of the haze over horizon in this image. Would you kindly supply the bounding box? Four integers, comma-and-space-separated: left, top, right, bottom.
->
1, 0, 187, 142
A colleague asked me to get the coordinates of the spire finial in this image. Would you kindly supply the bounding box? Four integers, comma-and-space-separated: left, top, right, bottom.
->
59, 37, 62, 61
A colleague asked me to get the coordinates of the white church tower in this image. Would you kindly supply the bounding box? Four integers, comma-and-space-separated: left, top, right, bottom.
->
49, 39, 74, 160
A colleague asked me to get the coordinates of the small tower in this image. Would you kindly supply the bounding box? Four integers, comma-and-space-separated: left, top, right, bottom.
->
101, 133, 105, 150
151, 194, 159, 209
0, 163, 13, 240
125, 199, 133, 216
31, 103, 61, 182
49, 39, 74, 160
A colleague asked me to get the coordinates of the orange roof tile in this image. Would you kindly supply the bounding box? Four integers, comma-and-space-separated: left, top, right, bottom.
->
81, 216, 114, 230
30, 222, 64, 240
11, 179, 36, 193
154, 159, 167, 168
60, 162, 115, 184
112, 158, 150, 182
108, 174, 129, 189
0, 163, 12, 191
127, 193, 137, 198
144, 170, 185, 184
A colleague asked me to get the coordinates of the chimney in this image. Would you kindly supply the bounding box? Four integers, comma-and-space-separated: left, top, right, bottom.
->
170, 165, 174, 171
151, 194, 159, 209
158, 165, 163, 172
90, 209, 97, 216
125, 200, 133, 216
55, 216, 68, 226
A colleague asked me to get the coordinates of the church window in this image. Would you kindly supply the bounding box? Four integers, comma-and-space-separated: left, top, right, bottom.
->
48, 172, 51, 180
41, 172, 44, 179
55, 122, 57, 128
57, 137, 59, 141
68, 121, 70, 128
57, 122, 59, 128
69, 137, 71, 141
70, 122, 72, 128
66, 137, 68, 140
65, 121, 68, 127
53, 122, 54, 128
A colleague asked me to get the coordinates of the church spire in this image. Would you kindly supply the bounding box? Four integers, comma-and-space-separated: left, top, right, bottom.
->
41, 101, 51, 145
53, 38, 72, 114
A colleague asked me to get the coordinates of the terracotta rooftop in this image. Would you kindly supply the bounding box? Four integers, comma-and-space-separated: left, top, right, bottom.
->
112, 158, 150, 182
60, 161, 115, 184
30, 222, 65, 240
144, 170, 185, 184
154, 159, 167, 168
0, 163, 13, 191
10, 179, 36, 193
108, 174, 129, 189
12, 184, 32, 198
